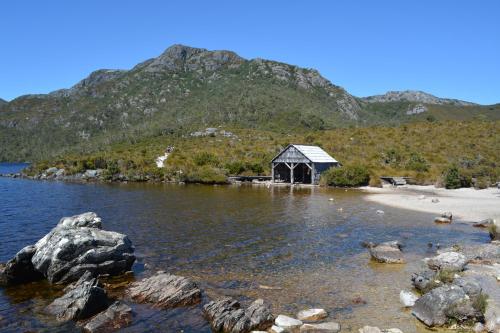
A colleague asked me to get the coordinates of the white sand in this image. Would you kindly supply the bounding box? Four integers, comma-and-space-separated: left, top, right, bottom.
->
361, 185, 500, 222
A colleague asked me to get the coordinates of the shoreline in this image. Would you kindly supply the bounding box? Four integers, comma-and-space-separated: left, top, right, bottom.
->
361, 184, 500, 222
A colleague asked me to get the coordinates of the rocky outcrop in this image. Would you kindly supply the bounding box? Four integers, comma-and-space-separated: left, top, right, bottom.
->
362, 90, 476, 106
1, 212, 135, 285
0, 245, 43, 285
83, 301, 132, 333
412, 283, 484, 326
31, 212, 135, 283
367, 241, 405, 264
203, 297, 274, 333
128, 271, 201, 308
426, 252, 467, 272
47, 271, 109, 321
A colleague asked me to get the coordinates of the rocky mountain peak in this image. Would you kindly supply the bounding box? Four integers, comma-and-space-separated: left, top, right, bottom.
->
362, 90, 477, 106
0, 98, 7, 106
141, 44, 245, 73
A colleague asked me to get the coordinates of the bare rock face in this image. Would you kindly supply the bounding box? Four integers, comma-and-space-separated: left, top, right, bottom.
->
368, 241, 405, 264
0, 245, 43, 285
47, 271, 109, 322
412, 284, 483, 327
203, 297, 274, 333
83, 301, 132, 333
30, 212, 135, 284
128, 271, 201, 308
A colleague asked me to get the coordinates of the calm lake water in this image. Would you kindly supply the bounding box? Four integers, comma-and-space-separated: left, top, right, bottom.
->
0, 163, 489, 332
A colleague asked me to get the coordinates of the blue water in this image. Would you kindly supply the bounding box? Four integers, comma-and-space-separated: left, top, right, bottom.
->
0, 163, 490, 332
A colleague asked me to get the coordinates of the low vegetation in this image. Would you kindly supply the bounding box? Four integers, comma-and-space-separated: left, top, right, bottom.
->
25, 120, 499, 186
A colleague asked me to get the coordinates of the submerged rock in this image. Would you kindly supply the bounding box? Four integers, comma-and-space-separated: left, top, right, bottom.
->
296, 308, 328, 322
368, 241, 405, 264
128, 271, 201, 308
47, 271, 109, 322
83, 301, 132, 333
434, 212, 452, 224
300, 322, 341, 332
412, 284, 483, 327
203, 297, 273, 333
426, 252, 467, 272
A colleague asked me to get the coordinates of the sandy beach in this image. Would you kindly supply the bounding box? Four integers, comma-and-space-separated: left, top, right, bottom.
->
362, 185, 500, 222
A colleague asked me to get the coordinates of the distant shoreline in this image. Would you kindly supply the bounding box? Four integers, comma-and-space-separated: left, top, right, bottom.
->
361, 185, 500, 222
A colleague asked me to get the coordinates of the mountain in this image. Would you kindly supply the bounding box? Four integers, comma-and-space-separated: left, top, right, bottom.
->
361, 90, 476, 106
0, 44, 498, 161
0, 98, 7, 108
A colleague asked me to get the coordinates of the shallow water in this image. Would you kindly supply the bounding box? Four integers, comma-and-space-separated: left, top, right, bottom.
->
0, 163, 489, 332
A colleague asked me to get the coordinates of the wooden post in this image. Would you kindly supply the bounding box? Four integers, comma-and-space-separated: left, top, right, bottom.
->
311, 164, 315, 185
271, 163, 275, 183
290, 162, 294, 184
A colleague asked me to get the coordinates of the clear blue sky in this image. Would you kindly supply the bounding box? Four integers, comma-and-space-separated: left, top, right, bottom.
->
1, 1, 499, 104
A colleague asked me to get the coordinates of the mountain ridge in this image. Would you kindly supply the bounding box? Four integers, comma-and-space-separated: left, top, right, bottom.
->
0, 44, 499, 161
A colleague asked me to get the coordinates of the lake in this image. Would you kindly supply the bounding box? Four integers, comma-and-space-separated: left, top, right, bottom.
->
0, 163, 489, 332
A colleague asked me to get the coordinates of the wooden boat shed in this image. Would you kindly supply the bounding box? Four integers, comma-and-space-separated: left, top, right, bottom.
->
271, 144, 339, 185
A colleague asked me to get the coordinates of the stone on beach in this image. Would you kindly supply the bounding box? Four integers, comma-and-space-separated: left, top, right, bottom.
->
274, 314, 303, 331
270, 325, 286, 333
47, 271, 109, 322
368, 241, 405, 264
426, 252, 467, 272
203, 297, 274, 333
83, 301, 132, 333
300, 322, 341, 332
411, 270, 438, 292
296, 308, 328, 322
399, 290, 418, 307
128, 271, 201, 309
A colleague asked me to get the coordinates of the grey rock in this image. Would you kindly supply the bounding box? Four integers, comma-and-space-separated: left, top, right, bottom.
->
274, 314, 303, 332
47, 271, 109, 321
203, 297, 274, 333
0, 245, 43, 285
362, 90, 476, 106
30, 212, 135, 283
296, 308, 328, 322
412, 284, 482, 327
128, 271, 201, 308
434, 217, 451, 224
411, 269, 437, 292
427, 252, 467, 272
473, 218, 495, 228
82, 301, 132, 333
368, 241, 405, 264
46, 167, 59, 174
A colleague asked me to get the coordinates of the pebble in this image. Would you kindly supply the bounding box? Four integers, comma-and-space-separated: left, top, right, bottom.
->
376, 210, 385, 214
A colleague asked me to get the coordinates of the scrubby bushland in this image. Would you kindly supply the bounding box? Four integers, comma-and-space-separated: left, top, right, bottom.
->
320, 165, 370, 187
25, 120, 499, 187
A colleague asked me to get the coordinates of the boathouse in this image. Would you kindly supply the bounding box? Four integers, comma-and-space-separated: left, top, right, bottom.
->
271, 144, 339, 185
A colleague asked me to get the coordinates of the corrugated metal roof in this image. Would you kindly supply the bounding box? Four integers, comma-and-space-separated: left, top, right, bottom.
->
292, 145, 338, 163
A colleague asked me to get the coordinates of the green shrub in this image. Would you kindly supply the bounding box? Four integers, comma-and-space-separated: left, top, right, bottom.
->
321, 165, 370, 187
443, 165, 461, 189
193, 152, 219, 166
182, 166, 228, 184
225, 161, 245, 175
406, 153, 429, 172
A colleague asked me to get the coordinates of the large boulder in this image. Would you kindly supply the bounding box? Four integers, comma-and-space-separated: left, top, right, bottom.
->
1, 212, 135, 285
0, 245, 43, 285
128, 271, 201, 308
412, 284, 483, 326
426, 252, 467, 272
47, 271, 109, 321
83, 301, 132, 333
31, 212, 135, 283
203, 297, 274, 333
368, 241, 405, 264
